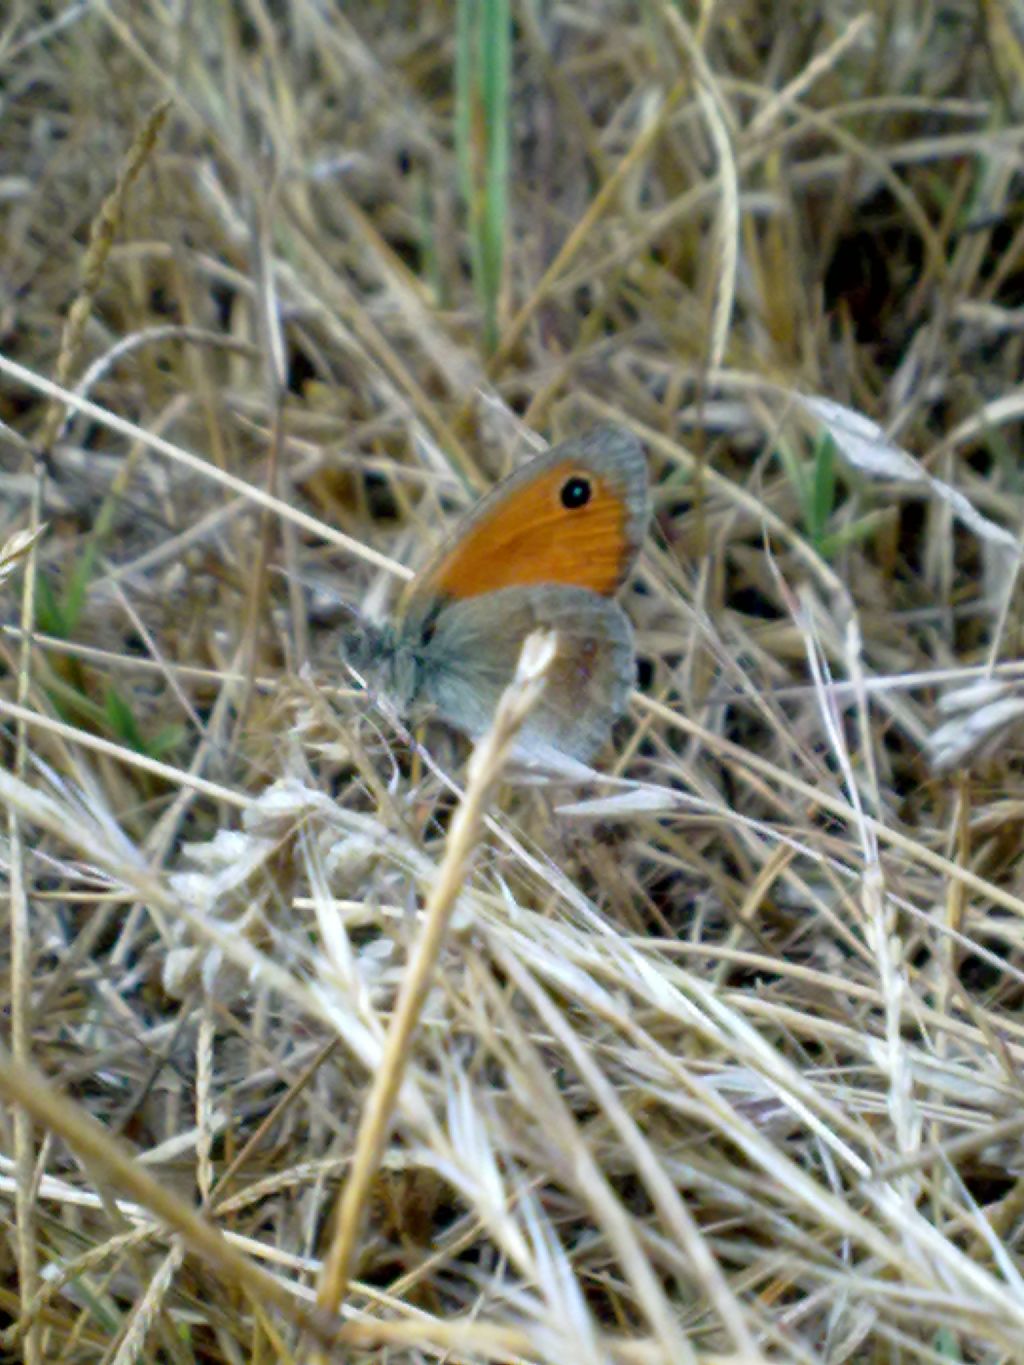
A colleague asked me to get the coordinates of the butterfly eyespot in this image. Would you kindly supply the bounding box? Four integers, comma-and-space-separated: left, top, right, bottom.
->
576, 638, 598, 681
560, 475, 592, 510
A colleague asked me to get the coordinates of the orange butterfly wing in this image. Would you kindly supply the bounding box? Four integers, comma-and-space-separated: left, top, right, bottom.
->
407, 426, 648, 605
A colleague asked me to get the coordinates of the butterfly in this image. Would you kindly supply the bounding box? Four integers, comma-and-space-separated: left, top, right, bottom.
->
342, 424, 649, 767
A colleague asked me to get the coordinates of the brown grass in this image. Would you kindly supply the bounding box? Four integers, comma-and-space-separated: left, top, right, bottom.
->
3, 3, 1024, 1362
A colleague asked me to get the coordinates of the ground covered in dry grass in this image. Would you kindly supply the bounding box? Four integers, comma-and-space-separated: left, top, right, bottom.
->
3, 2, 1024, 1362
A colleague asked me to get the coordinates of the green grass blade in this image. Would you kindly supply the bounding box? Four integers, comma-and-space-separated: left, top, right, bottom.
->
455, 0, 510, 354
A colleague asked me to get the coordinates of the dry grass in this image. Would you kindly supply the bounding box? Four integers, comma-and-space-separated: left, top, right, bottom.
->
3, 2, 1024, 1362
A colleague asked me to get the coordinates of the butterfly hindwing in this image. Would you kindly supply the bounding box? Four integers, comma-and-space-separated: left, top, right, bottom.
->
410, 585, 635, 762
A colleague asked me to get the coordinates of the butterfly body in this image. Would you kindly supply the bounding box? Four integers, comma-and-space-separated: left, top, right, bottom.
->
343, 425, 648, 765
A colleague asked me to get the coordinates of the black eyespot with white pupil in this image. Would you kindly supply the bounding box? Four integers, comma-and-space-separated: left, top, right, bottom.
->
560, 474, 592, 510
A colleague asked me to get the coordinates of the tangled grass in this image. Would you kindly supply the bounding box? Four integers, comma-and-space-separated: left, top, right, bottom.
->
2, 3, 1024, 1362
